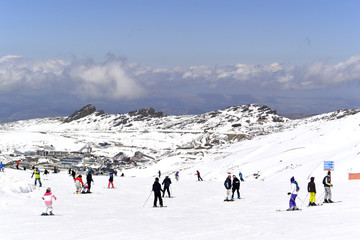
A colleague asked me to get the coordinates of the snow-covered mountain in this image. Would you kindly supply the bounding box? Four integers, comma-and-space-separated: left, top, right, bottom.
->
0, 103, 360, 182
1, 104, 360, 239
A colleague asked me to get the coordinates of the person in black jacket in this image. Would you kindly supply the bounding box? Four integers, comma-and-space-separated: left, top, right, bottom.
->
162, 176, 172, 198
323, 171, 333, 203
152, 177, 164, 207
86, 170, 94, 193
232, 175, 241, 200
307, 177, 316, 206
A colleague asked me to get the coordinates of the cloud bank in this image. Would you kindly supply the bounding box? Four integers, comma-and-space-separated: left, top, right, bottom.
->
1, 54, 360, 99
0, 54, 360, 122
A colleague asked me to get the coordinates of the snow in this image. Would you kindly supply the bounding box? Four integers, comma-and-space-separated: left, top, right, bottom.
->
1, 169, 360, 240
1, 107, 360, 239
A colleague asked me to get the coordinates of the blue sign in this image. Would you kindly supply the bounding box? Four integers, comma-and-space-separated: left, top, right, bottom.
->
324, 161, 334, 170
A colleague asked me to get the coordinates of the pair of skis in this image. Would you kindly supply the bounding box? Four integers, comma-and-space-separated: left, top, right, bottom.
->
277, 200, 342, 212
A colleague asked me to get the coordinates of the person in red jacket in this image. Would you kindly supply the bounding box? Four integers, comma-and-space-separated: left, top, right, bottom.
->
74, 175, 84, 194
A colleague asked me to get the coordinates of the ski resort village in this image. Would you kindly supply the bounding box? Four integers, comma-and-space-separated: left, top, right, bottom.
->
1, 104, 360, 239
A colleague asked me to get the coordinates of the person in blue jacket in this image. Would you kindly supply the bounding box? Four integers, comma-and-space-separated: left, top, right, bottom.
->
0, 162, 4, 172
224, 175, 232, 201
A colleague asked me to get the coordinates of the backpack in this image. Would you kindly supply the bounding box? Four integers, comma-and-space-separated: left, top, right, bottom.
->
295, 181, 300, 191
322, 176, 326, 185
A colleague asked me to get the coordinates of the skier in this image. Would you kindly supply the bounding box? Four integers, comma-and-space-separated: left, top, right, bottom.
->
41, 187, 57, 215
44, 168, 49, 175
74, 175, 84, 194
86, 170, 94, 193
196, 170, 203, 181
175, 171, 179, 181
16, 160, 20, 170
108, 172, 114, 188
307, 177, 316, 206
71, 170, 76, 179
323, 171, 333, 203
232, 175, 241, 199
224, 175, 233, 201
152, 177, 164, 207
287, 176, 300, 211
0, 162, 4, 172
239, 171, 245, 181
162, 176, 172, 198
158, 170, 161, 178
31, 168, 42, 187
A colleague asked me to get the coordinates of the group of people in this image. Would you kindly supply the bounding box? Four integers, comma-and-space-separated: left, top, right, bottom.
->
72, 169, 94, 194
224, 172, 245, 201
152, 175, 173, 207
287, 171, 334, 211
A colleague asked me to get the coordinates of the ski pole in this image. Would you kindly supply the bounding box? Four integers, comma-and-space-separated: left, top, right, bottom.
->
300, 192, 309, 208
317, 191, 325, 203
297, 196, 305, 205
143, 191, 153, 207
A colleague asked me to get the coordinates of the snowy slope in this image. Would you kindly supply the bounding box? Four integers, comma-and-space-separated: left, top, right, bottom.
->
1, 105, 360, 239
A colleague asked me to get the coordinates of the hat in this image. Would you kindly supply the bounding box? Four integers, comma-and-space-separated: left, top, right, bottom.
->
46, 187, 51, 193
228, 175, 231, 178
290, 176, 295, 182
155, 177, 159, 181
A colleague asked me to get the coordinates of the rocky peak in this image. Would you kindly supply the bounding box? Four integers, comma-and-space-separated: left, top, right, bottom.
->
128, 108, 164, 120
64, 104, 97, 123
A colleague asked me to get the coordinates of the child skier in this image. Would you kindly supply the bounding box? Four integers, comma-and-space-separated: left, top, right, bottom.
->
41, 187, 57, 215
175, 171, 179, 181
74, 175, 84, 194
108, 172, 114, 188
224, 175, 232, 201
307, 177, 316, 206
287, 176, 300, 211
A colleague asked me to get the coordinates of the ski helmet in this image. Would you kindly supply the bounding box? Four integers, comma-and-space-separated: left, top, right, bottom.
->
46, 187, 51, 192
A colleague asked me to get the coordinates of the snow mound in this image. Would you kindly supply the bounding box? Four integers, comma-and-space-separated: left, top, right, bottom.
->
0, 172, 36, 195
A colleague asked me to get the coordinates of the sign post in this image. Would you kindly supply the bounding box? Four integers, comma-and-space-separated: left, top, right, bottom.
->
324, 161, 334, 171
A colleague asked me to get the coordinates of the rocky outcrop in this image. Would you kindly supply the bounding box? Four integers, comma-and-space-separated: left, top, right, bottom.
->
64, 104, 97, 123
128, 108, 164, 121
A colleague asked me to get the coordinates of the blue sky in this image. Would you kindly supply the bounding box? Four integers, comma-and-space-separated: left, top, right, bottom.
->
1, 0, 360, 121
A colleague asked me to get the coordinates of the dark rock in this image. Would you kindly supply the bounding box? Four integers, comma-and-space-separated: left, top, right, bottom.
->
64, 104, 96, 123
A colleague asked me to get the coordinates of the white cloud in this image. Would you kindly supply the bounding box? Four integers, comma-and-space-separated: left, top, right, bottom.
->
0, 56, 145, 100
1, 54, 360, 102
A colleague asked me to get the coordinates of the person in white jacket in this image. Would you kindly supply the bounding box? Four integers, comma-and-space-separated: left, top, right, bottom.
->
287, 176, 300, 211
